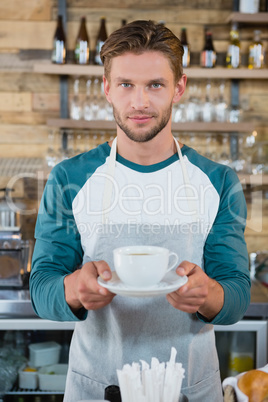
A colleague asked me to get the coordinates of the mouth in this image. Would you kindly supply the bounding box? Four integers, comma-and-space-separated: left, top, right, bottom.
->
128, 115, 154, 124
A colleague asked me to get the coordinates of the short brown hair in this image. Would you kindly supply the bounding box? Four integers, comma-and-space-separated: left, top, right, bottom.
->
100, 20, 184, 82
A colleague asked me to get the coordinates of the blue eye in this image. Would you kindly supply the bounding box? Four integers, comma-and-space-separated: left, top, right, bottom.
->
151, 83, 162, 89
121, 83, 131, 88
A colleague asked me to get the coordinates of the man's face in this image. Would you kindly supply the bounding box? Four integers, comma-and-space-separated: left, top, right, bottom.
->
103, 51, 185, 143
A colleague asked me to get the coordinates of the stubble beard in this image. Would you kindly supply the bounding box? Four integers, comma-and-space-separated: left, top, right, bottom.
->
112, 103, 173, 143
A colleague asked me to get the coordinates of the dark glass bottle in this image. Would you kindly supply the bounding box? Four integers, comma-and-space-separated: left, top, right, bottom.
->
180, 27, 190, 68
74, 16, 90, 64
95, 17, 108, 65
200, 31, 217, 68
52, 15, 66, 64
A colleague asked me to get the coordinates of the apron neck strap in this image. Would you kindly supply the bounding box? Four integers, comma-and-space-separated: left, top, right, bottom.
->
102, 136, 198, 223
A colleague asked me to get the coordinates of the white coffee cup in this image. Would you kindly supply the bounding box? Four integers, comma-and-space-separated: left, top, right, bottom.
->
113, 245, 179, 288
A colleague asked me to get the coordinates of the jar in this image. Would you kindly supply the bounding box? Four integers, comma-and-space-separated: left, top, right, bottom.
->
239, 0, 260, 13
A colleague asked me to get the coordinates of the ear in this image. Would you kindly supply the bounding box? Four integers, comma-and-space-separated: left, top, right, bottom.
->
173, 74, 187, 104
103, 75, 111, 103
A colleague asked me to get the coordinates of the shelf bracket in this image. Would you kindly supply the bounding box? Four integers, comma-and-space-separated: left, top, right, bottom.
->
230, 79, 240, 161
58, 0, 68, 151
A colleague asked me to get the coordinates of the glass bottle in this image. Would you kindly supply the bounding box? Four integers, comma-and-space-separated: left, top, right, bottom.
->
74, 16, 90, 64
95, 17, 108, 65
200, 31, 217, 68
226, 23, 241, 69
52, 15, 66, 64
248, 30, 265, 69
180, 27, 190, 68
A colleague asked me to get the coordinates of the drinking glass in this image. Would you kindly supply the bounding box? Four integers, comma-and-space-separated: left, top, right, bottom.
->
215, 81, 228, 123
203, 134, 218, 161
91, 77, 101, 120
218, 134, 231, 166
185, 84, 201, 122
70, 78, 83, 120
201, 81, 215, 122
44, 130, 59, 170
83, 78, 93, 121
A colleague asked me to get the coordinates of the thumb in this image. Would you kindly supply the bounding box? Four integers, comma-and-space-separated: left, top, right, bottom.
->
94, 260, 112, 281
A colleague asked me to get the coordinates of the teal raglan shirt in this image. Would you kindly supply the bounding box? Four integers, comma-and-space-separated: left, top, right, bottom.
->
30, 143, 251, 324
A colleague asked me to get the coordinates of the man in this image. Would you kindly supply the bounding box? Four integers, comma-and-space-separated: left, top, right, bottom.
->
30, 20, 250, 401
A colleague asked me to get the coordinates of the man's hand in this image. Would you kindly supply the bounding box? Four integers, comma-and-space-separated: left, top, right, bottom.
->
166, 260, 224, 321
64, 261, 115, 312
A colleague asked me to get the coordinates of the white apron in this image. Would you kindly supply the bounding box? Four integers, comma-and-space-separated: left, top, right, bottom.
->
64, 138, 223, 402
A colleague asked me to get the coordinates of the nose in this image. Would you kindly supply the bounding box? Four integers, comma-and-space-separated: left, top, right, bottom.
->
131, 87, 149, 109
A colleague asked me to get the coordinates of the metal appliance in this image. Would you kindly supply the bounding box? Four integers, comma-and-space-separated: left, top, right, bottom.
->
0, 187, 36, 317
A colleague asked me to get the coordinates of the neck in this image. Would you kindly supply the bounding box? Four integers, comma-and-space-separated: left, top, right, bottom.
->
110, 131, 182, 165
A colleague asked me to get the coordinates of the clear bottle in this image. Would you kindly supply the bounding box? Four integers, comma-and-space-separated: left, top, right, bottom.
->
248, 30, 265, 69
227, 331, 255, 376
95, 17, 108, 65
200, 31, 217, 68
180, 27, 190, 68
226, 23, 241, 69
52, 15, 66, 64
74, 16, 90, 64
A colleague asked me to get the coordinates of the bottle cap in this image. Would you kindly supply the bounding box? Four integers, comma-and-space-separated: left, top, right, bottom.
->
104, 385, 122, 402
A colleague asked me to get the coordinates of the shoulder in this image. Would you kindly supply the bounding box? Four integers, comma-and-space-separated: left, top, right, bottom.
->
49, 142, 110, 187
182, 144, 241, 196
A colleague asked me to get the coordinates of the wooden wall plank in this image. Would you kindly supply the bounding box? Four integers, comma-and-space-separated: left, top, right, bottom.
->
0, 11, 231, 51
0, 111, 58, 125
32, 93, 60, 112
0, 124, 49, 143
0, 72, 59, 92
0, 93, 32, 112
0, 21, 55, 50
0, 144, 48, 158
0, 0, 52, 21
65, 0, 233, 9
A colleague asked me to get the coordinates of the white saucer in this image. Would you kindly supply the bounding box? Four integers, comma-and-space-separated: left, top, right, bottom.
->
97, 271, 188, 297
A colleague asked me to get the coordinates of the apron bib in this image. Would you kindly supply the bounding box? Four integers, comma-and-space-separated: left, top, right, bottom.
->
64, 138, 223, 402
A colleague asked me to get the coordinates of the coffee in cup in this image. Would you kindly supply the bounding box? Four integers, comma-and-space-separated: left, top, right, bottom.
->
113, 245, 179, 288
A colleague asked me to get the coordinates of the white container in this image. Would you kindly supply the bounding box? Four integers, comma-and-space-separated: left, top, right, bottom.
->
239, 0, 260, 13
29, 341, 61, 367
18, 365, 38, 389
38, 363, 68, 391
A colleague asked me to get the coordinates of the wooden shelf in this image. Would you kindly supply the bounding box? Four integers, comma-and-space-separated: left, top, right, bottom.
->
172, 122, 255, 132
238, 173, 268, 185
185, 68, 268, 80
34, 63, 268, 80
47, 118, 116, 130
47, 118, 255, 133
226, 12, 268, 24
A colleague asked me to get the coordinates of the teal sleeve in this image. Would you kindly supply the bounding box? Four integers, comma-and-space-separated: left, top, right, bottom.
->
197, 168, 251, 325
30, 164, 87, 322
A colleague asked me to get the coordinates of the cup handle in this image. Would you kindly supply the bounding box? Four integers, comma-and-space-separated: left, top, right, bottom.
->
167, 252, 179, 272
